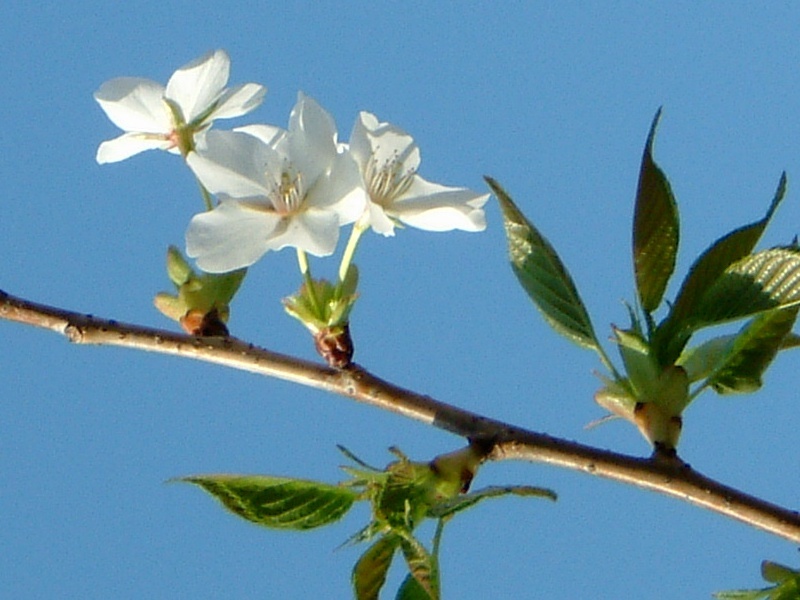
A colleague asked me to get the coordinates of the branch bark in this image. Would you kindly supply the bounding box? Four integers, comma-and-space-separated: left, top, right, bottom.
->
2, 288, 799, 543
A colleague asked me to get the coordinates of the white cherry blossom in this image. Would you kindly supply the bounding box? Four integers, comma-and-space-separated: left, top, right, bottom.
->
185, 94, 365, 273
94, 50, 265, 164
348, 111, 488, 236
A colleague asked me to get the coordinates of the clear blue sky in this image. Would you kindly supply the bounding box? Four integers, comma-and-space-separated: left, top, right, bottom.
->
3, 3, 800, 598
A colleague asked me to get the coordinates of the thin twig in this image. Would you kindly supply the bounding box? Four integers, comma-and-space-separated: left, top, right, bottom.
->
2, 288, 799, 543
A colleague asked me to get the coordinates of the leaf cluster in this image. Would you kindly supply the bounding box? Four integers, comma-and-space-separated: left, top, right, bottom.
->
178, 445, 555, 599
490, 109, 800, 451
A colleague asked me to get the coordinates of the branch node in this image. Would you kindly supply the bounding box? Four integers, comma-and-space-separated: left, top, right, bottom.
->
64, 324, 83, 343
467, 433, 499, 462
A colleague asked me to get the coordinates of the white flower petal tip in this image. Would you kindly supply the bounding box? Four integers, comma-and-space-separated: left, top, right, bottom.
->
213, 83, 267, 119
93, 78, 171, 133
95, 133, 173, 164
395, 189, 489, 232
95, 50, 266, 163
185, 201, 280, 273
165, 50, 231, 123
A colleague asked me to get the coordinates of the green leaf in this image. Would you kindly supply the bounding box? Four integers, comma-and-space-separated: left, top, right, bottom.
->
429, 485, 557, 519
690, 248, 800, 328
613, 327, 660, 399
633, 108, 680, 313
178, 474, 357, 530
762, 561, 798, 584
397, 573, 434, 600
774, 583, 800, 600
676, 335, 736, 383
212, 268, 247, 305
715, 561, 800, 600
399, 533, 438, 600
284, 274, 359, 334
166, 245, 193, 286
714, 580, 800, 600
671, 174, 786, 324
593, 375, 638, 421
708, 307, 799, 394
153, 293, 187, 322
655, 173, 787, 363
352, 534, 400, 600
712, 591, 770, 600
780, 332, 800, 350
487, 176, 600, 351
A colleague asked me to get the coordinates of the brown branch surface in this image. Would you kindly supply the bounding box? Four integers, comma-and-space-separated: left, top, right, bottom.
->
2, 288, 799, 543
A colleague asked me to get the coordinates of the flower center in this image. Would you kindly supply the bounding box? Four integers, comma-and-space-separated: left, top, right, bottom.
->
163, 99, 196, 157
365, 153, 415, 207
270, 168, 305, 215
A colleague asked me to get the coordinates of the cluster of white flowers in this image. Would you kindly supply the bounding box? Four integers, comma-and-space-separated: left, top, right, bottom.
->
95, 50, 489, 274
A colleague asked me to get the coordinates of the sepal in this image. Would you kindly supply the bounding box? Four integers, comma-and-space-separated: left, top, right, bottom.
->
283, 265, 360, 367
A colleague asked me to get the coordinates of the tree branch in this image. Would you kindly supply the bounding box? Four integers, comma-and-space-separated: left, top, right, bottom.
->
2, 288, 799, 542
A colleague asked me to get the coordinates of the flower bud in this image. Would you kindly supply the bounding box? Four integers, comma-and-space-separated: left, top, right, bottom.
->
313, 324, 354, 368
154, 246, 245, 336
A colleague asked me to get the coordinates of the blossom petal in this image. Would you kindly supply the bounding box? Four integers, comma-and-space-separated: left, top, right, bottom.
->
391, 176, 489, 232
349, 111, 420, 174
347, 112, 374, 169
289, 93, 338, 181
365, 202, 397, 236
186, 201, 280, 273
166, 50, 230, 123
265, 209, 340, 256
187, 130, 274, 198
234, 124, 286, 146
213, 83, 267, 119
94, 77, 171, 133
96, 132, 172, 164
307, 151, 368, 224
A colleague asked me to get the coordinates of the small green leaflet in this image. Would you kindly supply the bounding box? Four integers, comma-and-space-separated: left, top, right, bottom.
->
399, 533, 437, 600
708, 307, 799, 394
352, 534, 400, 600
428, 485, 557, 519
352, 531, 440, 600
633, 108, 680, 314
762, 561, 800, 584
713, 591, 772, 600
487, 176, 600, 351
677, 307, 799, 395
714, 560, 800, 600
396, 573, 435, 600
780, 332, 800, 350
677, 335, 736, 383
178, 474, 357, 530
